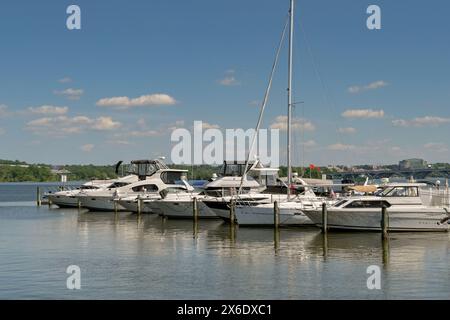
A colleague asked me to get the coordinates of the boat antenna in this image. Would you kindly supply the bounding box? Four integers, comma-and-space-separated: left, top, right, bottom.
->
237, 12, 289, 195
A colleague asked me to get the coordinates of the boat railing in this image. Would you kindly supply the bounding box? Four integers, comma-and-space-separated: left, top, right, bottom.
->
420, 187, 450, 207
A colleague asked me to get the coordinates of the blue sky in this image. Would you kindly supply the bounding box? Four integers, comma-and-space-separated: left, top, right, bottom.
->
0, 0, 449, 166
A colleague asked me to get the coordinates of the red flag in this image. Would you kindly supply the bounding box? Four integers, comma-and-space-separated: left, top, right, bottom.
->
316, 167, 321, 172
309, 164, 315, 169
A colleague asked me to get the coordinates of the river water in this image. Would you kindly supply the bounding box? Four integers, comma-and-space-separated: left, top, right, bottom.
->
0, 183, 449, 299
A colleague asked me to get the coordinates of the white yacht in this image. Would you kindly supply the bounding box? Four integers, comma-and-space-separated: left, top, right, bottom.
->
303, 183, 450, 232
233, 183, 336, 226
201, 160, 288, 219
144, 187, 217, 219
47, 179, 115, 208
76, 159, 188, 212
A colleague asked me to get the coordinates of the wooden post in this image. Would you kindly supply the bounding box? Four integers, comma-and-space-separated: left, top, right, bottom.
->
192, 197, 198, 221
77, 198, 81, 210
321, 202, 328, 233
48, 196, 52, 208
322, 232, 328, 258
114, 200, 118, 213
381, 206, 389, 238
36, 187, 41, 206
382, 235, 389, 265
229, 199, 235, 225
273, 201, 280, 228
192, 197, 198, 238
137, 197, 142, 215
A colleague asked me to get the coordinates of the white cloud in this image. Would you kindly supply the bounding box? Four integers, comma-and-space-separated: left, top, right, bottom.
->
270, 115, 315, 131
0, 128, 5, 135
54, 88, 84, 100
126, 130, 161, 137
348, 80, 388, 94
202, 122, 220, 129
249, 100, 260, 106
96, 93, 177, 109
301, 140, 317, 147
91, 116, 122, 130
167, 120, 185, 131
392, 116, 450, 127
0, 104, 11, 118
218, 69, 240, 86
80, 144, 94, 152
58, 77, 72, 83
424, 142, 448, 153
337, 127, 356, 134
342, 109, 384, 119
327, 143, 356, 151
28, 105, 69, 115
107, 140, 133, 146
26, 115, 121, 136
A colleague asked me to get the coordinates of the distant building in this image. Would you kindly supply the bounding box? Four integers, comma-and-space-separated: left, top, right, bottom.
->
398, 158, 427, 170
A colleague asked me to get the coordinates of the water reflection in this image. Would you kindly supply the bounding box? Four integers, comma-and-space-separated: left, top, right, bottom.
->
1, 203, 449, 299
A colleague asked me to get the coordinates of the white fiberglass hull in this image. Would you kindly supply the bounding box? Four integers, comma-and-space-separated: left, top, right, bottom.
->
304, 207, 450, 232
153, 199, 218, 219
202, 194, 281, 220
235, 202, 314, 226
78, 195, 126, 212
48, 192, 80, 208
117, 199, 155, 213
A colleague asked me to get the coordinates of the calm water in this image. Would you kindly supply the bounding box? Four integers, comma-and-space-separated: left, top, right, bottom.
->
0, 183, 449, 299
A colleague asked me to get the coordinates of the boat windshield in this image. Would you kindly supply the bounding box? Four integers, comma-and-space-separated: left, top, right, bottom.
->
219, 163, 247, 177
379, 186, 419, 197
107, 182, 130, 189
333, 199, 348, 207
80, 185, 99, 190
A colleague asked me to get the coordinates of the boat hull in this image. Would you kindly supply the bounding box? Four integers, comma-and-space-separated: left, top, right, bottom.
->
235, 203, 314, 226
304, 208, 450, 232
48, 193, 80, 208
116, 199, 155, 213
153, 200, 218, 219
78, 195, 126, 212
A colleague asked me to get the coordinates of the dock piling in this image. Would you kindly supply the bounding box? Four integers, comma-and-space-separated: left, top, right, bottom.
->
193, 197, 198, 222
36, 187, 41, 207
137, 197, 142, 215
229, 199, 236, 225
381, 206, 389, 238
321, 202, 328, 233
193, 197, 198, 238
273, 201, 280, 228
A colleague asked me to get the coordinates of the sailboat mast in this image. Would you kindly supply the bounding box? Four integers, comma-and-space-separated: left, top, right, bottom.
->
287, 0, 294, 198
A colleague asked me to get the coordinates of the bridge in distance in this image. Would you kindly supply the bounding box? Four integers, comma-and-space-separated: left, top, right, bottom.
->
329, 168, 450, 180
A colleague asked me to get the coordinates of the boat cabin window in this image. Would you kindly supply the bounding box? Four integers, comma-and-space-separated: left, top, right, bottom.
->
380, 186, 419, 197
80, 186, 99, 190
165, 187, 188, 194
219, 163, 246, 177
131, 184, 158, 192
334, 200, 348, 207
203, 187, 251, 197
344, 200, 391, 208
161, 171, 185, 185
107, 182, 130, 189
